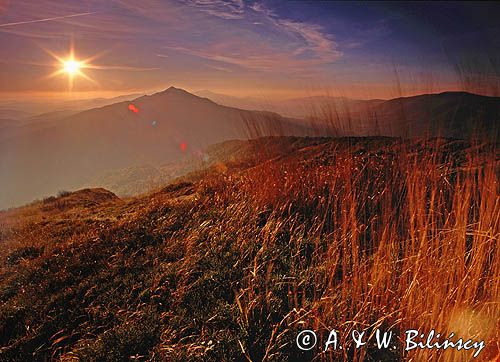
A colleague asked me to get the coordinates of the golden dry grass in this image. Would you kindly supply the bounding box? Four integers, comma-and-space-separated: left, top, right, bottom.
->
0, 136, 498, 362
192, 137, 499, 361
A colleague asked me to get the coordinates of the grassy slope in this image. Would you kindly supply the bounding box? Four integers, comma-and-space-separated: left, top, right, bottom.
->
0, 137, 498, 362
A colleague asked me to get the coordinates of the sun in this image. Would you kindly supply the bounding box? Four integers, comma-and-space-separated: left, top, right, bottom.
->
62, 59, 82, 75
44, 42, 99, 90
55, 55, 89, 89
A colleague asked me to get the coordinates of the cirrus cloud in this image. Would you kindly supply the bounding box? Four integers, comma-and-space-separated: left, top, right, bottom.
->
170, 0, 342, 73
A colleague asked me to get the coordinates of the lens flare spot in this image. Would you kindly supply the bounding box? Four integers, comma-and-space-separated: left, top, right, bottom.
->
128, 104, 139, 113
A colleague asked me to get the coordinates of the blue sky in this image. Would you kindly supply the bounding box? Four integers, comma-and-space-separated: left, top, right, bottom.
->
0, 0, 499, 99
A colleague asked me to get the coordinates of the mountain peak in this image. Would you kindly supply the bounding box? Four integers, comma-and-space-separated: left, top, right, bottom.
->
165, 85, 183, 91
133, 86, 206, 103
162, 86, 192, 95
145, 86, 221, 105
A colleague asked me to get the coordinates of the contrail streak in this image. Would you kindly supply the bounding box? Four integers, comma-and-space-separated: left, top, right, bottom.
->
0, 12, 95, 28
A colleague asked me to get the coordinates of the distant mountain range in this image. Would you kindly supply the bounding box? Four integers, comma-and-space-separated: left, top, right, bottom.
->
362, 91, 500, 138
197, 90, 500, 138
0, 87, 307, 208
194, 89, 385, 119
0, 93, 144, 118
0, 87, 498, 209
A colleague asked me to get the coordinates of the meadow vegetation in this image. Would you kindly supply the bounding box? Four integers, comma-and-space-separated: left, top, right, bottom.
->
0, 135, 498, 361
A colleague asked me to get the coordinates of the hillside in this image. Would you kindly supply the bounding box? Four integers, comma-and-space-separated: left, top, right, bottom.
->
199, 91, 500, 138
1, 89, 498, 210
0, 136, 498, 361
368, 91, 500, 138
194, 90, 385, 119
88, 137, 332, 197
0, 88, 309, 209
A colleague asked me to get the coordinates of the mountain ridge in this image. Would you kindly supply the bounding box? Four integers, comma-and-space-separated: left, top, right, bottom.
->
1, 87, 498, 209
0, 87, 309, 209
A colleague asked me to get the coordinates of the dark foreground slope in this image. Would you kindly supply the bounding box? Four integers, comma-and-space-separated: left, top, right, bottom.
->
0, 137, 498, 362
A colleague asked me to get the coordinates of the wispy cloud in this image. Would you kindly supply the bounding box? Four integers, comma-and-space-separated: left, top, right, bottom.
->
0, 12, 95, 28
250, 3, 341, 63
87, 65, 160, 71
2, 1, 341, 73
183, 0, 245, 20
164, 45, 280, 71
0, 0, 345, 92
170, 1, 341, 72
206, 64, 234, 73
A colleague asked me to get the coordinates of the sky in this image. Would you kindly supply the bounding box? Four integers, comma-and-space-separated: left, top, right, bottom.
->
0, 0, 499, 100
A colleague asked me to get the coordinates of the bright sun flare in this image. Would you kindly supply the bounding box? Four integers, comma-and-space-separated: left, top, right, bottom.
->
44, 43, 99, 90
63, 60, 81, 75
